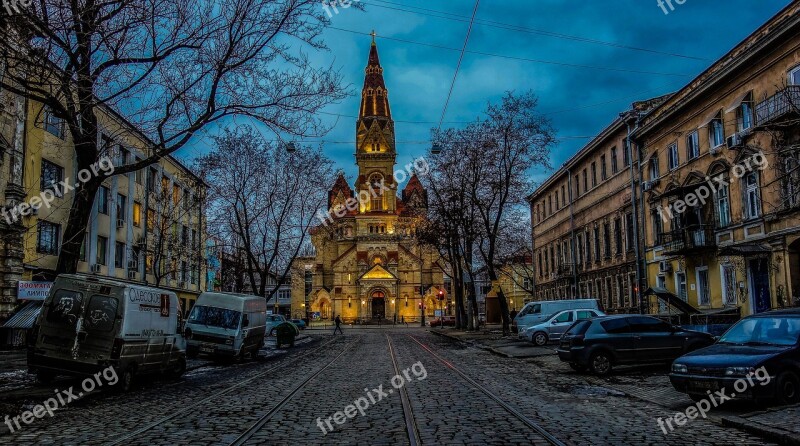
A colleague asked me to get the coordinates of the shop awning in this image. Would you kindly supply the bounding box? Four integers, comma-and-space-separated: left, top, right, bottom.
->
2, 301, 43, 329
718, 243, 771, 256
644, 287, 701, 315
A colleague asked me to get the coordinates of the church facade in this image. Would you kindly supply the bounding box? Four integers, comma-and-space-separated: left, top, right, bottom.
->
290, 40, 444, 323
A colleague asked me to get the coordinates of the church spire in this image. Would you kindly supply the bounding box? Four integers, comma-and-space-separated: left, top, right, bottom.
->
359, 37, 391, 121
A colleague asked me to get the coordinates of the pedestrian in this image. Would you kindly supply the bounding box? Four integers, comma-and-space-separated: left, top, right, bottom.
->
401, 315, 406, 327
333, 315, 343, 335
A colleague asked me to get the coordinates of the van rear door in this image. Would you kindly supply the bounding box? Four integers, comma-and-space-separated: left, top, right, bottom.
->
79, 293, 120, 359
38, 289, 86, 355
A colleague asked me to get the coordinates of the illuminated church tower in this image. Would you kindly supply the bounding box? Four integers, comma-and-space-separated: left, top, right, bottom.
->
291, 36, 443, 324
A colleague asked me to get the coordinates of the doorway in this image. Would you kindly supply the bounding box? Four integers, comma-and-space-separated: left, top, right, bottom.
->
748, 258, 772, 314
371, 291, 386, 319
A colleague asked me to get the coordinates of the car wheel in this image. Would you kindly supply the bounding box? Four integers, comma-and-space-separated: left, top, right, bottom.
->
167, 357, 186, 379
589, 351, 613, 376
569, 363, 587, 373
116, 366, 135, 392
533, 332, 548, 346
777, 372, 800, 405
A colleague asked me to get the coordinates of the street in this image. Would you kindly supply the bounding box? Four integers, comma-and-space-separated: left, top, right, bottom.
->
0, 329, 778, 445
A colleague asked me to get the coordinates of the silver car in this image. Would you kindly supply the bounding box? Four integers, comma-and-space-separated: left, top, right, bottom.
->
520, 309, 605, 346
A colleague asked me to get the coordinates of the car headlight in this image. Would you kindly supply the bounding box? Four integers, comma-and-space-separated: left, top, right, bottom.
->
672, 363, 688, 374
225, 337, 234, 345
725, 366, 755, 376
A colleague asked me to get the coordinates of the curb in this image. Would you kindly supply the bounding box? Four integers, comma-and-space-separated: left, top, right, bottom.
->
721, 415, 800, 446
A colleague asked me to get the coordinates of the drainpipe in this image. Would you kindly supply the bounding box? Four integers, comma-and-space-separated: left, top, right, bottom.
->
625, 113, 644, 314
568, 168, 578, 297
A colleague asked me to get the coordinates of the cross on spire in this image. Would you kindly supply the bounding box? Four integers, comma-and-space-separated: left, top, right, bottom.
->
370, 30, 377, 44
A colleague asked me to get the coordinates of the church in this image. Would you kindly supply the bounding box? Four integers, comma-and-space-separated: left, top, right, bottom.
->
290, 38, 445, 323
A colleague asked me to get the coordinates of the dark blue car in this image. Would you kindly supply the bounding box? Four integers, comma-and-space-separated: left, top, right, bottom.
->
669, 309, 800, 404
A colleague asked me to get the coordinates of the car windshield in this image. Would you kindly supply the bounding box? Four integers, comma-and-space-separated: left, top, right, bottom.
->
188, 305, 241, 330
719, 316, 800, 346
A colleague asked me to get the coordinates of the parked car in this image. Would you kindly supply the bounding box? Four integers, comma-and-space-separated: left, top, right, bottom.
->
429, 316, 456, 327
185, 292, 267, 361
29, 274, 186, 390
513, 299, 600, 332
669, 309, 800, 404
556, 315, 714, 375
265, 314, 287, 336
519, 309, 605, 346
290, 319, 306, 330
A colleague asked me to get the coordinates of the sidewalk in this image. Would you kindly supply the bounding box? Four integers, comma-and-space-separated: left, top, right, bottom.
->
429, 328, 555, 359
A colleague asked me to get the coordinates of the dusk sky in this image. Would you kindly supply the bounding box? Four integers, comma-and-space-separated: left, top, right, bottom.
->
183, 0, 789, 186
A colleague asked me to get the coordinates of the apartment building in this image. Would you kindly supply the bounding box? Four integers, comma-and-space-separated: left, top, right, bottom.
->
636, 2, 800, 317
528, 104, 658, 314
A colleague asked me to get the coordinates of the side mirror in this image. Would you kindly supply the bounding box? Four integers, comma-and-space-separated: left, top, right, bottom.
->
242, 315, 249, 328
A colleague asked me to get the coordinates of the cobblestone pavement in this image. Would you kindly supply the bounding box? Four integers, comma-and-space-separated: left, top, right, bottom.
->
0, 330, 779, 445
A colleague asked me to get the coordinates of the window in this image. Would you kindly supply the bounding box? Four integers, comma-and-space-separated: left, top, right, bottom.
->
686, 131, 699, 160
37, 221, 60, 255
115, 242, 125, 268
623, 144, 630, 167
576, 234, 583, 266
161, 176, 170, 199
116, 194, 126, 222
611, 147, 618, 174
133, 201, 142, 227
600, 155, 607, 180
80, 234, 88, 262
561, 185, 566, 207
738, 95, 754, 132
786, 155, 800, 208
147, 168, 158, 192
43, 107, 64, 138
173, 184, 181, 205
582, 169, 588, 194
744, 172, 761, 219
147, 208, 155, 230
47, 290, 83, 325
696, 267, 710, 306
97, 236, 108, 266
554, 191, 559, 210
577, 310, 597, 320
369, 175, 383, 211
601, 318, 630, 334
628, 316, 673, 333
553, 311, 574, 324
116, 146, 128, 167
625, 212, 634, 252
593, 227, 600, 262
182, 226, 189, 245
41, 159, 64, 195
675, 271, 687, 301
603, 223, 611, 259
613, 218, 622, 255
135, 160, 144, 185
548, 195, 553, 214
667, 143, 679, 170
538, 252, 543, 277
721, 264, 737, 306
97, 186, 109, 214
652, 210, 664, 246
83, 296, 118, 332
591, 162, 597, 187
716, 182, 731, 227
790, 65, 800, 85
649, 157, 660, 180
575, 181, 580, 199
710, 115, 725, 148
585, 231, 592, 264
131, 245, 141, 269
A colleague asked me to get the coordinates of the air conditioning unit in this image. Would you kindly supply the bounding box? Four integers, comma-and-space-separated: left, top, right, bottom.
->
127, 270, 137, 280
726, 133, 743, 149
658, 260, 672, 274
642, 181, 654, 192
90, 264, 102, 273
116, 219, 125, 228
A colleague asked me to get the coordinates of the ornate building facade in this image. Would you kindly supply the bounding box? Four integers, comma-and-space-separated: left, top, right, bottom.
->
291, 40, 443, 323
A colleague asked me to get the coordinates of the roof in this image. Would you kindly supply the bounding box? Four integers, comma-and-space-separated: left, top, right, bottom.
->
2, 301, 43, 329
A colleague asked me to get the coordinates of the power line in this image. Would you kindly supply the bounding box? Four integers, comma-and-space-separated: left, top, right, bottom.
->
329, 27, 694, 78
364, 0, 709, 62
438, 0, 480, 130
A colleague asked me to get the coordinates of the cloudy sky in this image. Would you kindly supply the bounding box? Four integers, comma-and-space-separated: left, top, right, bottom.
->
183, 0, 789, 186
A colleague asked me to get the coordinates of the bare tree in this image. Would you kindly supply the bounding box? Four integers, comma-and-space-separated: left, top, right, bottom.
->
428, 92, 554, 335
0, 0, 349, 274
199, 125, 334, 304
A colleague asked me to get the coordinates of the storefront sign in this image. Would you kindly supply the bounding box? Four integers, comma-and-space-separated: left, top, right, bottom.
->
17, 281, 53, 301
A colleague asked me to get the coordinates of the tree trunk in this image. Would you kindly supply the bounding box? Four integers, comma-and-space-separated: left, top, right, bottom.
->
55, 180, 100, 274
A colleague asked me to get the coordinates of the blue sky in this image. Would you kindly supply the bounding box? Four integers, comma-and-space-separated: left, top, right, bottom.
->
182, 0, 789, 186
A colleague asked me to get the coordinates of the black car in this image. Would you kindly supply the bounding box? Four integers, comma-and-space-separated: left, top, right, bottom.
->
557, 315, 715, 375
669, 309, 800, 404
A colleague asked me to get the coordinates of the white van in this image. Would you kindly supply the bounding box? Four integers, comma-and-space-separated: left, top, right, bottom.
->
513, 299, 601, 331
184, 292, 267, 360
29, 274, 186, 390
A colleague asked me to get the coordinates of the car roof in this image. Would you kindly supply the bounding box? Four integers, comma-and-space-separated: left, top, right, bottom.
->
747, 309, 800, 317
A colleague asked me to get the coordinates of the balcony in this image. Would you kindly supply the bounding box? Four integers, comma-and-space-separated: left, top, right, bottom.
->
659, 224, 716, 256
756, 86, 800, 127
555, 263, 574, 279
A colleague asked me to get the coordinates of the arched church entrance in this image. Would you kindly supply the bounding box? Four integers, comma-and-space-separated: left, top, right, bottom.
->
371, 290, 386, 320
